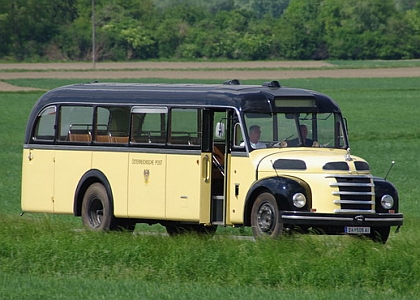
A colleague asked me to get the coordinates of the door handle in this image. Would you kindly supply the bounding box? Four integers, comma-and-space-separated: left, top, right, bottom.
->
28, 150, 34, 161
203, 154, 210, 183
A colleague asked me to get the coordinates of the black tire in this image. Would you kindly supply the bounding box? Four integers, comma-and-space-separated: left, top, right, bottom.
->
81, 183, 115, 231
251, 192, 283, 238
369, 226, 390, 244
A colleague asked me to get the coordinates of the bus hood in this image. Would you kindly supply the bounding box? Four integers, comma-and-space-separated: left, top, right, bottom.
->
253, 148, 370, 175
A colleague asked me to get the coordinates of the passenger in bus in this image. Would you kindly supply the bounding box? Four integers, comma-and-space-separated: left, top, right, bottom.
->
248, 125, 266, 149
299, 124, 313, 146
289, 124, 313, 147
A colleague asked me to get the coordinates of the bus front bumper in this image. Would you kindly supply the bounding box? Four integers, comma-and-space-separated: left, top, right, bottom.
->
280, 211, 404, 227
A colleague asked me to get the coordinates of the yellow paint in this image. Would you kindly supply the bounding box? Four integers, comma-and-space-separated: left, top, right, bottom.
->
227, 154, 255, 224
21, 148, 55, 213
22, 143, 373, 226
165, 154, 204, 221
128, 153, 166, 219
199, 153, 211, 224
92, 151, 129, 217
54, 150, 92, 213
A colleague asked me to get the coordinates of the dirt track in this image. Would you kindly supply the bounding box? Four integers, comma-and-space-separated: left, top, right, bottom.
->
1, 61, 420, 91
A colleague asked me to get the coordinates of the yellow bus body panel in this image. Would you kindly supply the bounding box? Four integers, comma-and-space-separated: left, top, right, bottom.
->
227, 155, 256, 225
128, 153, 166, 219
165, 154, 203, 221
54, 150, 92, 213
21, 148, 55, 213
92, 150, 129, 218
199, 153, 211, 224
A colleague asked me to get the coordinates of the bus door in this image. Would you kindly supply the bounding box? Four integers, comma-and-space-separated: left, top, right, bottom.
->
22, 106, 56, 213
22, 147, 55, 213
210, 110, 231, 225
165, 108, 211, 223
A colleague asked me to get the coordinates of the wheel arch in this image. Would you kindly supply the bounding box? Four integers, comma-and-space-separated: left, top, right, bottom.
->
243, 176, 304, 226
73, 169, 114, 216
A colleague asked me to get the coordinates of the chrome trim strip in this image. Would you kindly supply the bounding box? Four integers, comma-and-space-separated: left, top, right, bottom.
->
334, 200, 375, 205
332, 191, 374, 196
282, 214, 403, 222
23, 143, 202, 155
334, 209, 376, 213
281, 215, 354, 222
364, 217, 404, 222
326, 174, 373, 179
330, 182, 374, 187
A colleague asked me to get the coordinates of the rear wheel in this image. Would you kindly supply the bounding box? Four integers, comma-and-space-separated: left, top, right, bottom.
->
81, 183, 116, 231
251, 192, 283, 238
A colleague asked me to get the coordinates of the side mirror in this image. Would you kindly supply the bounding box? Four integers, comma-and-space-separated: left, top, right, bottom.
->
215, 122, 225, 138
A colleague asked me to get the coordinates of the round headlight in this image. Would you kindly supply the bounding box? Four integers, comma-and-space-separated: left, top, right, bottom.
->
293, 193, 306, 208
381, 194, 394, 210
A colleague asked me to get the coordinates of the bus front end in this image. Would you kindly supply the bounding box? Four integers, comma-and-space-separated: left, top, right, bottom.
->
250, 148, 403, 243
239, 92, 403, 243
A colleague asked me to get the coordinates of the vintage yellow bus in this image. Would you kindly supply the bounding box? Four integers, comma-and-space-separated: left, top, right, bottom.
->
21, 80, 403, 242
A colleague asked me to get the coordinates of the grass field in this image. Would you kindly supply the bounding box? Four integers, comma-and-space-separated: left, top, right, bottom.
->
1, 74, 420, 299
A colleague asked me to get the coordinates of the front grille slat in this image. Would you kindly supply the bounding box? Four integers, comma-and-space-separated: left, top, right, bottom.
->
333, 200, 375, 205
328, 174, 375, 213
332, 191, 374, 196
330, 182, 374, 187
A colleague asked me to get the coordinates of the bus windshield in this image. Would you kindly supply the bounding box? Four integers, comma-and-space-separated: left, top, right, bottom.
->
243, 112, 347, 149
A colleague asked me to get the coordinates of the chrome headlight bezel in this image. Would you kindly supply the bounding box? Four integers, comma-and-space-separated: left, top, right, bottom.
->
381, 194, 394, 210
292, 193, 307, 208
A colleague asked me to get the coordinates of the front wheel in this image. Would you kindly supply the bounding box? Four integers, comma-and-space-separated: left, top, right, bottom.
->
250, 192, 283, 238
81, 183, 116, 231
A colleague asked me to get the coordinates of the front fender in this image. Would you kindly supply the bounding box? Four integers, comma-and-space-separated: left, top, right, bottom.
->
243, 176, 310, 226
373, 177, 399, 213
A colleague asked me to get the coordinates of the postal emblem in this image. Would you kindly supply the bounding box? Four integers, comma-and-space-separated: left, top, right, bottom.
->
143, 169, 150, 183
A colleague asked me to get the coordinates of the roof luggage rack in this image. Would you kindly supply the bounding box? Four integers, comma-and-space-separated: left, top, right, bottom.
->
223, 79, 241, 85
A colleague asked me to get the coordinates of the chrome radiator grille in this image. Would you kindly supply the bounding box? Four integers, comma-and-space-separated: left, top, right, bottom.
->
328, 175, 375, 213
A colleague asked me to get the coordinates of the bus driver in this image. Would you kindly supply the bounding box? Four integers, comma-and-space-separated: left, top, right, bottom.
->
248, 125, 266, 149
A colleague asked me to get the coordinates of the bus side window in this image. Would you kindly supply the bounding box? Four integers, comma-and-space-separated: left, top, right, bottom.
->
58, 106, 93, 142
131, 107, 167, 144
95, 107, 111, 143
169, 108, 201, 146
108, 107, 130, 143
32, 106, 56, 141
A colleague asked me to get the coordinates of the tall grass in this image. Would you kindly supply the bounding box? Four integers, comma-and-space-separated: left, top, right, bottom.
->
1, 77, 420, 299
1, 215, 419, 299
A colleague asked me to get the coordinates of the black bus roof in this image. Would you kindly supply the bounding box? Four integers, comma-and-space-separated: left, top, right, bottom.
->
30, 80, 341, 114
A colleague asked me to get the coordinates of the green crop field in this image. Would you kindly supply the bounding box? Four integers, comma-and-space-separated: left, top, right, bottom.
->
1, 75, 419, 299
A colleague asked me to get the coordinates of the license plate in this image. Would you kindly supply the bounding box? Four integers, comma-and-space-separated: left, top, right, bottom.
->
345, 226, 371, 234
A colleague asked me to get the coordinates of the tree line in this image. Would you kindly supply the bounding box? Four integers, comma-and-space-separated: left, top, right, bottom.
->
0, 0, 419, 62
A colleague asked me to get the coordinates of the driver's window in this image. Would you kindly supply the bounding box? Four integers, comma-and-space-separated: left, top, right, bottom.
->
317, 113, 336, 147
243, 113, 272, 147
